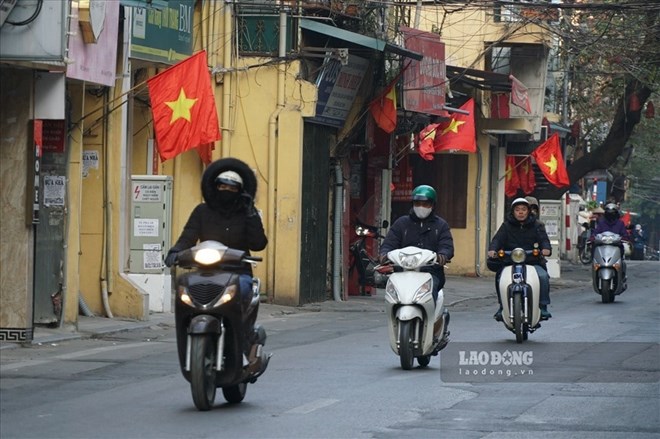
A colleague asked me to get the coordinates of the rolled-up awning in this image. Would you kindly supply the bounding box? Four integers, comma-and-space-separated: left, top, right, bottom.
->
300, 19, 423, 61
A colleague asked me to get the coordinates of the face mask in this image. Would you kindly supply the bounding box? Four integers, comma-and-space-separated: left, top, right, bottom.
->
217, 190, 239, 205
413, 206, 432, 219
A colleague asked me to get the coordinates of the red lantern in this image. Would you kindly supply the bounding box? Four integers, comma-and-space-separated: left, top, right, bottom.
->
645, 101, 655, 119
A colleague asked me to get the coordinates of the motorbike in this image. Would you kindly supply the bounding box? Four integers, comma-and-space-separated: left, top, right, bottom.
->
379, 246, 450, 370
349, 220, 388, 295
172, 240, 271, 411
591, 232, 627, 303
577, 222, 593, 265
490, 248, 545, 343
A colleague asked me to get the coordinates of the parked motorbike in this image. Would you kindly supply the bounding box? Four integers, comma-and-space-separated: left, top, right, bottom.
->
349, 220, 388, 295
577, 222, 593, 265
490, 248, 545, 343
378, 246, 450, 370
172, 240, 271, 411
591, 232, 627, 303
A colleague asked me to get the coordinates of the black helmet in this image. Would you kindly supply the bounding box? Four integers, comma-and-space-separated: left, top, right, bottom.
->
604, 203, 619, 221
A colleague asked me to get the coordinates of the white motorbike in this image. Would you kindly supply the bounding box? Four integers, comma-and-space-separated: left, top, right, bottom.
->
491, 248, 544, 343
379, 247, 450, 370
592, 232, 627, 303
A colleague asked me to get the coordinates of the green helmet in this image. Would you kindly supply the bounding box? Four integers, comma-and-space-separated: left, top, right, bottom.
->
412, 185, 436, 203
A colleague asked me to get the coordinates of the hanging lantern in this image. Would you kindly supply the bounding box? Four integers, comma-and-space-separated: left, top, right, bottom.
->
628, 93, 641, 112
645, 101, 655, 119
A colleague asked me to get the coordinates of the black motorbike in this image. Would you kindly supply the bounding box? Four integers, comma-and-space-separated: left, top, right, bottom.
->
172, 240, 270, 411
577, 222, 593, 265
349, 220, 388, 295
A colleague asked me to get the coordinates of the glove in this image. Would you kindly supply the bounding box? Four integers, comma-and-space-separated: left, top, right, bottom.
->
437, 253, 447, 266
164, 250, 178, 267
241, 193, 259, 218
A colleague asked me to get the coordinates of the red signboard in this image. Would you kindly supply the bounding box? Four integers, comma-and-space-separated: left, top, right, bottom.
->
400, 27, 446, 116
42, 119, 66, 153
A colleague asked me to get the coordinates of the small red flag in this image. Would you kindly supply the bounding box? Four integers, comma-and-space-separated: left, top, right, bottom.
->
147, 51, 221, 162
433, 98, 476, 153
369, 81, 397, 133
417, 122, 440, 161
530, 133, 570, 188
517, 156, 536, 195
505, 155, 521, 198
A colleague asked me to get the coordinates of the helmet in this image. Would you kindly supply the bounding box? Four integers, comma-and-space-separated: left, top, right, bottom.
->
604, 203, 619, 221
592, 207, 604, 214
525, 196, 539, 210
412, 185, 436, 203
511, 197, 530, 209
215, 170, 243, 189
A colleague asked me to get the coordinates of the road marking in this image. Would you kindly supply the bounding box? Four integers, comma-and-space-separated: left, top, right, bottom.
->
285, 398, 339, 414
0, 342, 151, 372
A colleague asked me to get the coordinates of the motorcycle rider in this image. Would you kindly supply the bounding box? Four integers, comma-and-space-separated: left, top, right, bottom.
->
164, 158, 268, 342
593, 202, 628, 286
525, 196, 541, 220
488, 197, 553, 320
379, 185, 454, 301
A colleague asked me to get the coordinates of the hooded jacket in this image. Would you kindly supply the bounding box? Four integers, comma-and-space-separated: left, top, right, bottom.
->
169, 158, 267, 275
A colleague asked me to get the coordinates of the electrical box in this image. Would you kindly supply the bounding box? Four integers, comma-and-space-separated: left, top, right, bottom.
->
540, 199, 562, 278
129, 175, 172, 274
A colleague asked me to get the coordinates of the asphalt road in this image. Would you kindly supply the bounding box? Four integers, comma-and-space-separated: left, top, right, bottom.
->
1, 262, 658, 438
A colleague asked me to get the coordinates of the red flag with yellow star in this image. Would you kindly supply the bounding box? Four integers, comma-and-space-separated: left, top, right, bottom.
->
505, 155, 521, 198
530, 133, 570, 188
147, 51, 221, 162
433, 98, 476, 153
417, 122, 441, 161
517, 156, 536, 195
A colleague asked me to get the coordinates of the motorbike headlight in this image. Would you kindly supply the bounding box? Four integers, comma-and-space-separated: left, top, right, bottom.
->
385, 282, 399, 303
194, 247, 223, 265
178, 286, 194, 307
511, 248, 526, 263
413, 279, 433, 303
355, 225, 367, 236
213, 284, 237, 308
399, 251, 422, 269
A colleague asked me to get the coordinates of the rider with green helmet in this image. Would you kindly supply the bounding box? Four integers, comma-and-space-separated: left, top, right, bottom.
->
379, 184, 455, 300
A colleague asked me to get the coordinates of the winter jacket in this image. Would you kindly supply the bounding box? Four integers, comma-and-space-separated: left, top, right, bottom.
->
594, 218, 628, 239
488, 213, 552, 268
379, 210, 454, 276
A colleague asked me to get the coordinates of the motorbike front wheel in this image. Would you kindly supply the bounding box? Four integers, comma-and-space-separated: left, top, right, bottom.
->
399, 321, 415, 370
580, 245, 592, 265
190, 334, 217, 411
513, 294, 525, 344
222, 382, 247, 404
600, 279, 615, 303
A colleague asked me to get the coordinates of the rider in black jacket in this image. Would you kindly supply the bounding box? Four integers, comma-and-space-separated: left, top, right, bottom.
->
379, 185, 454, 301
488, 197, 552, 320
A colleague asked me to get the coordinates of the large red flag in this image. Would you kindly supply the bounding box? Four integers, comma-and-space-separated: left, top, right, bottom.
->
517, 156, 536, 195
369, 81, 397, 133
433, 98, 476, 153
147, 50, 221, 162
505, 155, 521, 197
530, 133, 570, 187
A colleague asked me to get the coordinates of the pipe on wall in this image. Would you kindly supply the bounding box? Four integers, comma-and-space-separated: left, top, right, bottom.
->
332, 161, 344, 302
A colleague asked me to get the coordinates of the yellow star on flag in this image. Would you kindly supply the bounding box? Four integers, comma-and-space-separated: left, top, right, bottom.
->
543, 154, 558, 174
441, 118, 465, 135
506, 164, 514, 181
165, 88, 198, 124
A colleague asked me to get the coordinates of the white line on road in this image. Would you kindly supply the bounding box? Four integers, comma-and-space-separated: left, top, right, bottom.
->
285, 398, 340, 414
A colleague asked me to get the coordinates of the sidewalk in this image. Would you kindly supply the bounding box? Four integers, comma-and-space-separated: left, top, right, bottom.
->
1, 261, 590, 350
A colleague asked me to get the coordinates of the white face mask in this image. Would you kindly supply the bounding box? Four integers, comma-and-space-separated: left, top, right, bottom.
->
413, 206, 432, 219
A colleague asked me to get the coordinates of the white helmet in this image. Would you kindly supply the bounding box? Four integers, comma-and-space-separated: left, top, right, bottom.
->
511, 197, 530, 209
215, 170, 243, 189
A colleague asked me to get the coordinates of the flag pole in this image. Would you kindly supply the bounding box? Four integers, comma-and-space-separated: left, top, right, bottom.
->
496, 155, 531, 182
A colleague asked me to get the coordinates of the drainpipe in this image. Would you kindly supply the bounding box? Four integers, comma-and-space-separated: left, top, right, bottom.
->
266, 5, 287, 301
474, 147, 483, 277
102, 86, 114, 318
332, 162, 344, 302
221, 1, 232, 157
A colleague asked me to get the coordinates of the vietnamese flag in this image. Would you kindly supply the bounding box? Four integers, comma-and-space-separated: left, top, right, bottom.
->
517, 156, 536, 195
147, 51, 221, 162
505, 155, 521, 198
417, 122, 440, 161
433, 98, 477, 153
369, 81, 397, 133
530, 133, 570, 188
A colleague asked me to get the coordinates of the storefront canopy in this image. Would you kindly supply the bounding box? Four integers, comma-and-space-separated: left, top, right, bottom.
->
300, 19, 423, 61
